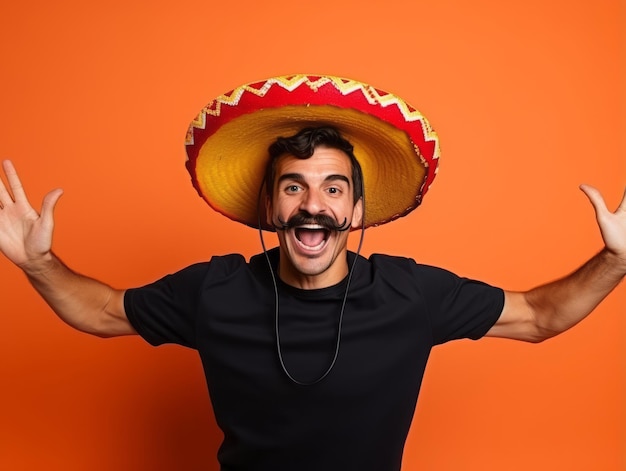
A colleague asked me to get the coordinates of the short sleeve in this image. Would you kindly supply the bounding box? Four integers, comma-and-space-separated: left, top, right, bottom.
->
124, 262, 211, 348
412, 263, 504, 344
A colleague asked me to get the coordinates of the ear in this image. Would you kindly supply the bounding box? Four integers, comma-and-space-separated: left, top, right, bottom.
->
351, 197, 363, 229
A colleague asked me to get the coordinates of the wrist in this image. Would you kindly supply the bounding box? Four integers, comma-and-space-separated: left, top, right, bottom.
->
600, 248, 626, 279
20, 251, 59, 277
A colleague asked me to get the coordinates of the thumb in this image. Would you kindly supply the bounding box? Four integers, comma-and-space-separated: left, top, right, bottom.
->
40, 188, 64, 223
579, 184, 608, 218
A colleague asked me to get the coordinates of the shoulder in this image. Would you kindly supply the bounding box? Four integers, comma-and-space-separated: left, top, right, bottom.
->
356, 253, 438, 295
365, 253, 500, 298
207, 253, 248, 275
367, 253, 452, 279
129, 253, 249, 292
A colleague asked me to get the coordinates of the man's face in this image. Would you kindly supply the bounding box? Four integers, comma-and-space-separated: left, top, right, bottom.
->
266, 146, 363, 289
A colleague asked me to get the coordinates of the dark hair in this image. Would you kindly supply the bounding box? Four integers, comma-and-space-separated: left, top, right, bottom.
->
264, 126, 364, 204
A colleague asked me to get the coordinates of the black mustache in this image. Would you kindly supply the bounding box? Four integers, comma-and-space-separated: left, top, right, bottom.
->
273, 212, 350, 232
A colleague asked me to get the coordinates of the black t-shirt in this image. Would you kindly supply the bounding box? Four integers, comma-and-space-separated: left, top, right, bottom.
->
125, 249, 504, 471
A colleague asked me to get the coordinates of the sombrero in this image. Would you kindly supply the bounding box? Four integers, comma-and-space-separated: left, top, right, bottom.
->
185, 74, 440, 230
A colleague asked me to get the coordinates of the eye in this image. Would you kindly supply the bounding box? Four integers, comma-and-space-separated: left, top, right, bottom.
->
285, 184, 301, 193
326, 184, 347, 196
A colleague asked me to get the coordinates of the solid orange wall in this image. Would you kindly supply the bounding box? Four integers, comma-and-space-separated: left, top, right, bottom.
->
0, 0, 623, 470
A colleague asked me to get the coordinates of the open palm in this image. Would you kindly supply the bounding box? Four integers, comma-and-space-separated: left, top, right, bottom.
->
581, 184, 626, 262
0, 160, 63, 269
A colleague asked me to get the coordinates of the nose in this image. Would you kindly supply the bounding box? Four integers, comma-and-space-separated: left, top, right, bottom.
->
299, 188, 326, 215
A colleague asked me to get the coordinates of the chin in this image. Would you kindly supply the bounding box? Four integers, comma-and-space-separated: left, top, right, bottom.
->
290, 256, 334, 277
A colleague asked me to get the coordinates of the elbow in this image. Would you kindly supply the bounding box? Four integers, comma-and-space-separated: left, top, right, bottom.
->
76, 310, 135, 339
489, 291, 568, 343
523, 297, 563, 343
91, 330, 119, 339
511, 328, 552, 344
73, 321, 122, 339
92, 315, 136, 338
524, 331, 554, 344
525, 316, 562, 344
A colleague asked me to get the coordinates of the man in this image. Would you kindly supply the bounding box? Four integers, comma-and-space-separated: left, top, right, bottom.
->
0, 75, 624, 470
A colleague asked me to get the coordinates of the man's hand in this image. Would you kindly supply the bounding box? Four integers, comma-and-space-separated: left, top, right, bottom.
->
489, 185, 625, 343
0, 160, 63, 271
0, 160, 133, 337
580, 184, 626, 269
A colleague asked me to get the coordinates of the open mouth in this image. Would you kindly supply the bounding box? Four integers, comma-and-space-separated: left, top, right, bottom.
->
294, 227, 330, 249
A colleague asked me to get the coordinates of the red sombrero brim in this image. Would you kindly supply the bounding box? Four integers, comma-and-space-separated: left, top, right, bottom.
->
185, 75, 440, 230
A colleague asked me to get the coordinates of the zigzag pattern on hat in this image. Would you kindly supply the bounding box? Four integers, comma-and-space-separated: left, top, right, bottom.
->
185, 75, 439, 152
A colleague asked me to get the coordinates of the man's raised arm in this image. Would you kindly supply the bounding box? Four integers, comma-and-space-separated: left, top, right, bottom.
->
0, 160, 135, 338
487, 185, 626, 342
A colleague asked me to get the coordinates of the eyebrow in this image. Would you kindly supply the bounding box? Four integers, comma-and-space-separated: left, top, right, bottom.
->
277, 173, 351, 186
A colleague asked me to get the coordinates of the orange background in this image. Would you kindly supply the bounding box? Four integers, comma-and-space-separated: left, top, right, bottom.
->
0, 0, 623, 469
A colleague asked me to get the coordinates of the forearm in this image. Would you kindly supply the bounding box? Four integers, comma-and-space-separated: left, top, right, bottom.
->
525, 248, 625, 339
22, 252, 134, 337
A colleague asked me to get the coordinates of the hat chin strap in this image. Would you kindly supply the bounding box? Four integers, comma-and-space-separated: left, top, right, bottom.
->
256, 183, 366, 386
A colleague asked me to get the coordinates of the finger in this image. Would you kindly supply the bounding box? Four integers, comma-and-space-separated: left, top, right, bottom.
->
579, 184, 610, 217
2, 160, 28, 204
0, 160, 16, 206
616, 186, 626, 213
